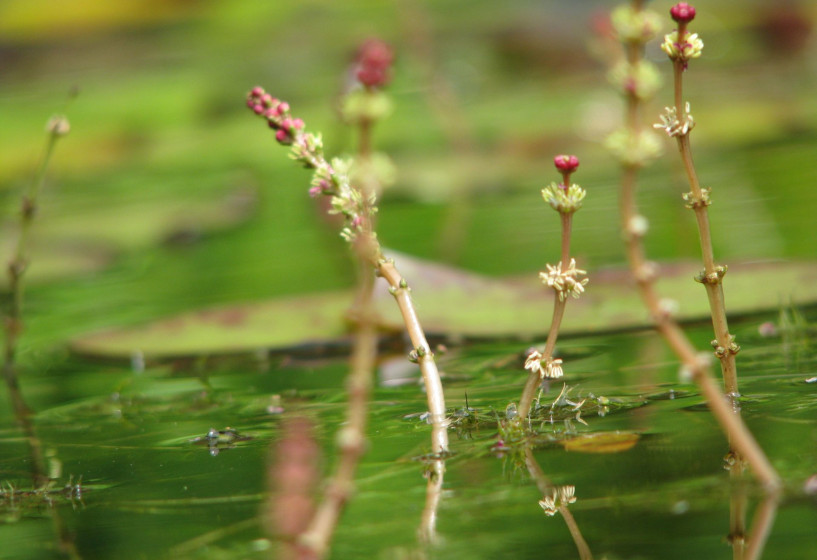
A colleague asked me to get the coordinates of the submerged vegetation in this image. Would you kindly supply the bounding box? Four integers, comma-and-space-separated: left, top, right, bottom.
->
2, 1, 817, 559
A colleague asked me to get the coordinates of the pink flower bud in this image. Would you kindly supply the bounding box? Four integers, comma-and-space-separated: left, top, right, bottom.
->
261, 93, 273, 107
670, 3, 696, 25
308, 185, 322, 197
554, 154, 580, 173
275, 129, 290, 143
292, 118, 304, 130
250, 86, 264, 97
280, 118, 293, 131
252, 104, 265, 115
277, 101, 290, 115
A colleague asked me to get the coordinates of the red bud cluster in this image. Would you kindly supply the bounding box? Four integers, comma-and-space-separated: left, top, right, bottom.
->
554, 154, 580, 173
355, 39, 394, 89
246, 86, 304, 145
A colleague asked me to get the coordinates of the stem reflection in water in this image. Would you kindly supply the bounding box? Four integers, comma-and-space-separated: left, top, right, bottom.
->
524, 447, 592, 560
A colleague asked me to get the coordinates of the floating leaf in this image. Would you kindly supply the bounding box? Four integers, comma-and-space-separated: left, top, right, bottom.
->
70, 291, 353, 360
559, 431, 640, 454
70, 254, 817, 360
1, 186, 256, 287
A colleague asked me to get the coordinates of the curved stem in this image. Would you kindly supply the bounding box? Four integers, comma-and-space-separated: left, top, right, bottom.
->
377, 259, 449, 454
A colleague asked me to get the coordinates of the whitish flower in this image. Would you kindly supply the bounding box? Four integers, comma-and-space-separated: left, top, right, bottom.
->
539, 495, 558, 516
654, 103, 695, 137
539, 485, 577, 517
545, 358, 564, 380
661, 30, 704, 62
559, 485, 577, 505
539, 259, 589, 301
524, 350, 545, 377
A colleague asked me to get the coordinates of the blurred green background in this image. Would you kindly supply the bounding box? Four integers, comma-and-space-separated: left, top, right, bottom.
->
2, 0, 816, 354
2, 2, 817, 558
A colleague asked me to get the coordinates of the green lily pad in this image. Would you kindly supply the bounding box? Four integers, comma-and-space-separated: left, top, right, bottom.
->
35, 186, 257, 252
70, 253, 817, 360
71, 291, 352, 360
0, 236, 113, 286
1, 186, 256, 288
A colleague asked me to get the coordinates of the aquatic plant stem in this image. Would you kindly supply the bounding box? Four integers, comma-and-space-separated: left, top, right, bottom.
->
300, 252, 378, 559
519, 213, 573, 419
671, 56, 739, 397
616, 23, 779, 491
3, 118, 68, 488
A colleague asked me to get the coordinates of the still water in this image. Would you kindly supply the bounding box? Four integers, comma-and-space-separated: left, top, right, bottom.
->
1, 308, 816, 559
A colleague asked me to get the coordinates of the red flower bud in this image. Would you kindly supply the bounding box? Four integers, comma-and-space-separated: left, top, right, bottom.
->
554, 154, 580, 173
354, 38, 394, 89
670, 3, 696, 25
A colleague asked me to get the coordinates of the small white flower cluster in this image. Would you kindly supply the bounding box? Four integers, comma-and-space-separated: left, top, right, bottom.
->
524, 350, 564, 380
539, 259, 589, 301
661, 30, 704, 62
539, 485, 577, 516
654, 103, 695, 137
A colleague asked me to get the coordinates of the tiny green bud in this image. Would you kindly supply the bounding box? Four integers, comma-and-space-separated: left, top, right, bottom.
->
542, 182, 586, 213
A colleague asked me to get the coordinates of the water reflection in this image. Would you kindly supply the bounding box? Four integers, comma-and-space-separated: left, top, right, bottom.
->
2, 361, 82, 559
418, 458, 445, 546
524, 447, 593, 560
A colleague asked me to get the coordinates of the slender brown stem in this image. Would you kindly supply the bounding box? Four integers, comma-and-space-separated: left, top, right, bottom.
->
615, 15, 779, 492
3, 123, 66, 489
299, 188, 380, 555
672, 57, 739, 397
518, 210, 574, 419
519, 298, 566, 419
299, 271, 377, 558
